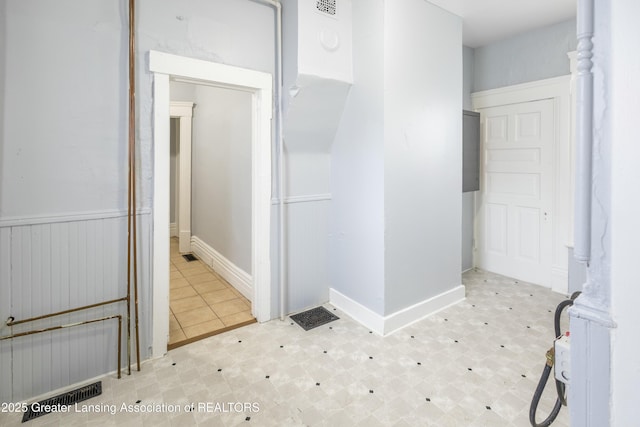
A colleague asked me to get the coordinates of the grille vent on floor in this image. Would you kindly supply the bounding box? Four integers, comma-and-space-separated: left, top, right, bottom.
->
22, 381, 102, 423
316, 0, 337, 17
290, 306, 339, 331
182, 253, 198, 262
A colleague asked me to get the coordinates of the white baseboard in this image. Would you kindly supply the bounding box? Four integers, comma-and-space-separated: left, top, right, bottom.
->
330, 285, 466, 336
329, 289, 386, 335
169, 223, 177, 237
190, 236, 252, 301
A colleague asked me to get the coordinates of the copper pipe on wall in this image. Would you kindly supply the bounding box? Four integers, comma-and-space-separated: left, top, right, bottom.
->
1, 315, 123, 379
125, 0, 133, 375
2, 0, 139, 383
129, 0, 140, 371
126, 0, 140, 374
5, 297, 127, 327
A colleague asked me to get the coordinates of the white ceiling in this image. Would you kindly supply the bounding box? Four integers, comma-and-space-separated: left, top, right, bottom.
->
428, 0, 577, 48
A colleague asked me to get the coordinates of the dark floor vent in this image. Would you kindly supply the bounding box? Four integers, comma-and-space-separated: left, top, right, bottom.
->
290, 306, 339, 331
182, 253, 198, 262
22, 381, 102, 423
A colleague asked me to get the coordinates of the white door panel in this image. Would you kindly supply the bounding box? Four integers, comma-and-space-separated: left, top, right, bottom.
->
516, 206, 541, 262
487, 172, 540, 198
477, 99, 554, 286
515, 111, 542, 141
487, 148, 541, 164
486, 203, 508, 256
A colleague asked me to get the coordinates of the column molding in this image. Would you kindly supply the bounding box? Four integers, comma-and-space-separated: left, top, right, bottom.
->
573, 0, 595, 263
569, 1, 615, 425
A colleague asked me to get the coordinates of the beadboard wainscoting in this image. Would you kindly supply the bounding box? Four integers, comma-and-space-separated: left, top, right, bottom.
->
0, 210, 152, 403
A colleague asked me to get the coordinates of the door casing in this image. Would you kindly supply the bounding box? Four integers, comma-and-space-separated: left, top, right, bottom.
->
472, 75, 572, 293
149, 51, 273, 357
170, 102, 193, 254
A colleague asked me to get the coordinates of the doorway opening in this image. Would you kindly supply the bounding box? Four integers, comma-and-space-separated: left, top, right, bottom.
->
472, 76, 572, 294
150, 51, 273, 357
167, 91, 256, 349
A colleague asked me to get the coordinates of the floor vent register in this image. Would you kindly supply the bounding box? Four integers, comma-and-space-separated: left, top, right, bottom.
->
22, 381, 102, 423
290, 306, 339, 331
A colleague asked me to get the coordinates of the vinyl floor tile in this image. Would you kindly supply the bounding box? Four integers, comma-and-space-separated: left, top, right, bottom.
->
2, 269, 571, 427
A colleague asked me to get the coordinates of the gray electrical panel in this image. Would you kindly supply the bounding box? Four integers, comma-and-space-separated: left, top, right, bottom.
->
462, 110, 480, 192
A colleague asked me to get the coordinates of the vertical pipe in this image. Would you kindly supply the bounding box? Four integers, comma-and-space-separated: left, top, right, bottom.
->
128, 0, 141, 371
126, 30, 133, 376
273, 1, 285, 322
117, 315, 122, 379
574, 0, 594, 263
252, 0, 285, 320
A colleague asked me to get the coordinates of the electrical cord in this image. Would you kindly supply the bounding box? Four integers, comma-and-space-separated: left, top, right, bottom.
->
529, 291, 581, 427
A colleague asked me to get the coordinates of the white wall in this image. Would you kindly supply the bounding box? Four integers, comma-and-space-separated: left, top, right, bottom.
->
610, 0, 640, 423
462, 46, 475, 272
191, 85, 252, 274
383, 0, 462, 314
330, 0, 386, 315
330, 0, 462, 319
280, 0, 354, 314
1, 1, 126, 218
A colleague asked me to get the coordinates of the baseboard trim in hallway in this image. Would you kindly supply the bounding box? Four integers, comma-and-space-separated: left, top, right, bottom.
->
169, 237, 255, 348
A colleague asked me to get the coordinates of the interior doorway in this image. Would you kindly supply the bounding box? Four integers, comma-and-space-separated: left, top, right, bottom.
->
472, 76, 572, 294
149, 51, 273, 358
476, 99, 554, 285
167, 90, 257, 349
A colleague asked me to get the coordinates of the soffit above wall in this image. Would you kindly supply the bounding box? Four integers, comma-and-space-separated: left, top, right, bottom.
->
428, 0, 576, 48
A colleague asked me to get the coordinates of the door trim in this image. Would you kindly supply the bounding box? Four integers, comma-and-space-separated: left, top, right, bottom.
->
170, 102, 193, 253
149, 51, 273, 358
472, 75, 572, 293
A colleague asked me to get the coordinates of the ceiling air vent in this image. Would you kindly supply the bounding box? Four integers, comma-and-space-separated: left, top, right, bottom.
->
316, 0, 337, 17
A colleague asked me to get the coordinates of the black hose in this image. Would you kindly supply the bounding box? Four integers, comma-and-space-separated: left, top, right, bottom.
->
529, 291, 581, 427
554, 299, 574, 338
529, 363, 563, 427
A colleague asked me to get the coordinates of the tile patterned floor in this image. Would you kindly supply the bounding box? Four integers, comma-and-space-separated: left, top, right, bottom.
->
169, 238, 255, 349
0, 269, 571, 427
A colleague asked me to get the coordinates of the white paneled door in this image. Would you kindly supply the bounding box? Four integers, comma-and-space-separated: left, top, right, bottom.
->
476, 99, 554, 286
